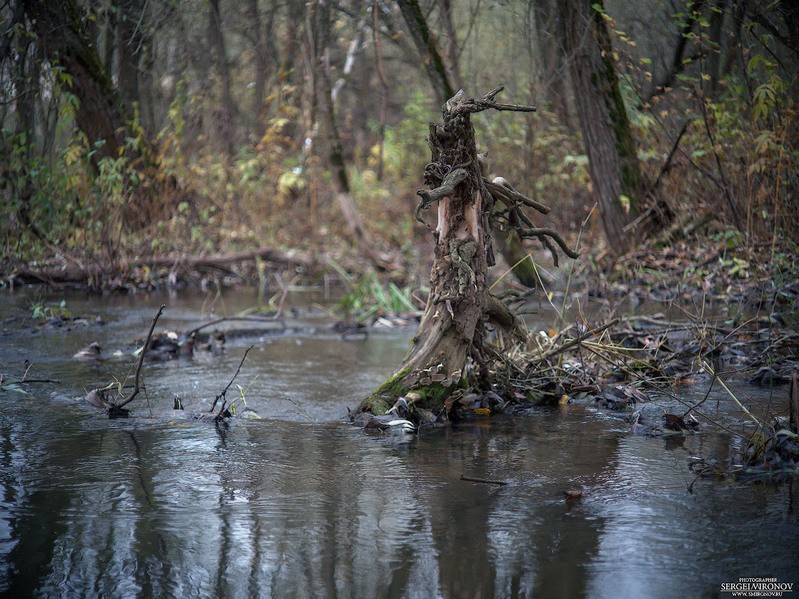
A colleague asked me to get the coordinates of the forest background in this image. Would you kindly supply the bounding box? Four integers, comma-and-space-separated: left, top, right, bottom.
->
1, 0, 797, 292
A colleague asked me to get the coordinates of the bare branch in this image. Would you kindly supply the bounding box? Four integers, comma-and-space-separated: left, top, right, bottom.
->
210, 345, 254, 419
415, 166, 468, 226
532, 319, 620, 364
115, 304, 165, 410
447, 86, 537, 117
486, 177, 550, 214
486, 176, 577, 264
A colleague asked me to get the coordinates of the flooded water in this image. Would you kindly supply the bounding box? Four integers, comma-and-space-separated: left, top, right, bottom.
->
1, 287, 797, 598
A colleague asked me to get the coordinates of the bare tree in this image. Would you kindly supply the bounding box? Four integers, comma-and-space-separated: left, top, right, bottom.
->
308, 0, 392, 270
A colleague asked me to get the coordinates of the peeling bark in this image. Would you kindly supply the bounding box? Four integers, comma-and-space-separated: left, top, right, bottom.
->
357, 89, 574, 418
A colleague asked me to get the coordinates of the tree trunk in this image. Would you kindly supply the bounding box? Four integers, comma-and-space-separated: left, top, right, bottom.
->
437, 0, 464, 91
7, 0, 42, 238
359, 105, 486, 413
704, 0, 727, 97
396, 0, 455, 107
22, 0, 133, 165
356, 90, 543, 416
355, 90, 576, 418
207, 0, 237, 155
558, 0, 644, 252
115, 0, 145, 115
310, 0, 392, 271
247, 0, 274, 138
531, 0, 573, 128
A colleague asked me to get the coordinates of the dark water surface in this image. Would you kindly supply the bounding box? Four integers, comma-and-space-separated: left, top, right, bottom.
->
1, 287, 797, 598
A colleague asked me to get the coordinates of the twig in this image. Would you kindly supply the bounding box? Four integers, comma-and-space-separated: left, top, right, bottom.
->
461, 474, 508, 486
532, 319, 620, 364
681, 375, 717, 420
652, 121, 689, 191
210, 345, 254, 417
702, 360, 762, 429
698, 91, 742, 229
115, 305, 165, 410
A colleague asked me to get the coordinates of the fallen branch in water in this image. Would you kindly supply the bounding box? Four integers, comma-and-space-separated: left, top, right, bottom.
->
0, 373, 61, 386
110, 304, 165, 416
182, 315, 284, 340
210, 345, 254, 420
460, 474, 508, 486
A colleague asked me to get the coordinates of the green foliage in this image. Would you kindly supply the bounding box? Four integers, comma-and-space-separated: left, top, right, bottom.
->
31, 299, 71, 321
228, 376, 258, 417
329, 262, 419, 321
370, 90, 432, 179
2, 0, 797, 280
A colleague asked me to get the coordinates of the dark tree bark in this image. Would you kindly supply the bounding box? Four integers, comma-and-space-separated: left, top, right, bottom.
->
4, 0, 42, 237
246, 0, 276, 137
207, 0, 237, 154
21, 0, 133, 164
558, 0, 645, 252
396, 0, 455, 107
356, 89, 576, 417
704, 0, 727, 96
530, 0, 573, 127
114, 0, 145, 113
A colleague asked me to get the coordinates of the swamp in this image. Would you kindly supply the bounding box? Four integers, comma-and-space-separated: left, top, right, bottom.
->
1, 0, 798, 597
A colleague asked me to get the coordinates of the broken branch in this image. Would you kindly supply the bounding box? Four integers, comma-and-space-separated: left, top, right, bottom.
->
415, 166, 468, 226
210, 344, 254, 419
532, 319, 620, 364
447, 86, 537, 117
486, 177, 550, 214
115, 304, 165, 411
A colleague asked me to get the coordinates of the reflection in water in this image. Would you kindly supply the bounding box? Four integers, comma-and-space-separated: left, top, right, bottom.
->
1, 288, 798, 597
2, 400, 799, 597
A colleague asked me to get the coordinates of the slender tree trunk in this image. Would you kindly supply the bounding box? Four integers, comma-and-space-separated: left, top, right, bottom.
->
396, 0, 455, 106
558, 0, 644, 251
437, 0, 464, 91
115, 0, 145, 114
310, 0, 391, 271
247, 0, 274, 138
8, 1, 42, 238
704, 0, 727, 96
531, 0, 573, 128
207, 0, 237, 154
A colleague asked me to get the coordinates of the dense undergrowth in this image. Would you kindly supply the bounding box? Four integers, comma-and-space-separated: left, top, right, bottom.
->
2, 49, 797, 290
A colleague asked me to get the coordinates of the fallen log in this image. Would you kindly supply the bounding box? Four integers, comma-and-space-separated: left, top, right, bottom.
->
5, 248, 316, 286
